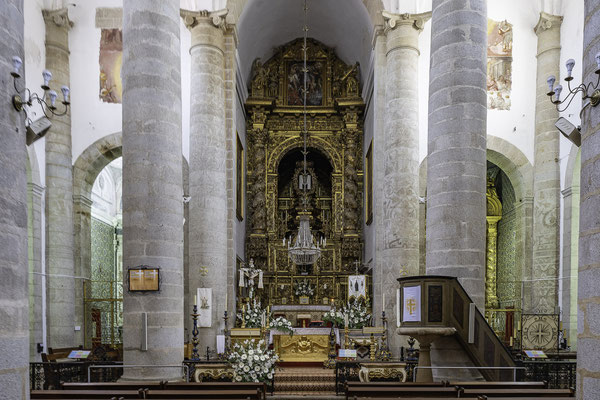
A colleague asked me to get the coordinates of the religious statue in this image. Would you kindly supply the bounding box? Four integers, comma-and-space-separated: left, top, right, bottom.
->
238, 258, 264, 290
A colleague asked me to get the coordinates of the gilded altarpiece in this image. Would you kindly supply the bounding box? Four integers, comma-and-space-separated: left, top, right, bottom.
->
244, 39, 367, 308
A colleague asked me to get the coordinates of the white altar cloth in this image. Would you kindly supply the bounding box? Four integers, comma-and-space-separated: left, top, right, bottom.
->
269, 327, 339, 345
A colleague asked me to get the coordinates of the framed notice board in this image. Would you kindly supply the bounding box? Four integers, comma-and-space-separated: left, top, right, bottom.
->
127, 266, 160, 292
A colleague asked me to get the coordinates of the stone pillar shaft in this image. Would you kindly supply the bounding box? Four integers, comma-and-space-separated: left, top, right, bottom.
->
0, 1, 29, 397
43, 8, 75, 348
183, 11, 228, 352
379, 12, 429, 354
529, 12, 562, 314
577, 1, 600, 396
29, 183, 45, 362
122, 0, 183, 380
426, 0, 488, 310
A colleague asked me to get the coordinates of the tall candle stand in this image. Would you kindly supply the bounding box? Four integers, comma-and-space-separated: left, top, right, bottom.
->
191, 304, 200, 361
344, 324, 350, 349
324, 324, 337, 369
223, 310, 230, 355
378, 310, 392, 361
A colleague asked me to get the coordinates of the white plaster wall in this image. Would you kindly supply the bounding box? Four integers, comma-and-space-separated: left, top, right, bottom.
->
24, 0, 47, 187
68, 0, 193, 163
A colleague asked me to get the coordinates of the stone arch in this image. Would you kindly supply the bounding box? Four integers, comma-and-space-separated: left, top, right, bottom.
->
486, 136, 533, 202
486, 135, 534, 311
267, 135, 342, 174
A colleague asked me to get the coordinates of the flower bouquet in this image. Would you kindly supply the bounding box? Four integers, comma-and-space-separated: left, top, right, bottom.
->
342, 299, 371, 329
269, 316, 294, 336
237, 297, 264, 328
294, 279, 315, 297
228, 339, 278, 383
322, 308, 345, 327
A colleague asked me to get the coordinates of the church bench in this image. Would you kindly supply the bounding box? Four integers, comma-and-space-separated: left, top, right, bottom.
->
144, 389, 262, 399
461, 388, 575, 397
163, 382, 266, 399
61, 381, 165, 390
346, 382, 446, 388
346, 386, 462, 399
31, 389, 143, 399
448, 381, 548, 390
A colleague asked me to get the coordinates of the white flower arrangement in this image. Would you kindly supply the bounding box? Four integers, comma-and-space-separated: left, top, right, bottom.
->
342, 299, 371, 329
237, 293, 264, 328
294, 279, 315, 297
322, 308, 345, 327
228, 339, 278, 383
269, 316, 294, 336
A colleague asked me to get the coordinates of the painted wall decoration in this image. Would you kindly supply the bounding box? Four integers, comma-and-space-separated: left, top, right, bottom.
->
487, 19, 512, 110
99, 28, 123, 103
287, 61, 324, 106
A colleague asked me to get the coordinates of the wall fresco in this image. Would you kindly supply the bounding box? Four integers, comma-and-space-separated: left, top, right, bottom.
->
487, 19, 513, 110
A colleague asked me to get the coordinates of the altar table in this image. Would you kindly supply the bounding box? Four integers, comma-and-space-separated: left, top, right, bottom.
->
270, 328, 339, 362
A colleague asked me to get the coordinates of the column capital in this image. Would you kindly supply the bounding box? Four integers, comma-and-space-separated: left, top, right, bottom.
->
534, 12, 563, 36
382, 11, 431, 34
181, 9, 230, 32
72, 194, 93, 210
42, 8, 73, 30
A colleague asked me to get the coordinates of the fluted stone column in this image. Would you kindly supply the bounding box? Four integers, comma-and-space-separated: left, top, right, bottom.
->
122, 0, 183, 380
0, 1, 28, 397
43, 8, 75, 348
528, 13, 562, 314
379, 12, 429, 353
577, 2, 600, 396
182, 10, 228, 352
426, 0, 488, 309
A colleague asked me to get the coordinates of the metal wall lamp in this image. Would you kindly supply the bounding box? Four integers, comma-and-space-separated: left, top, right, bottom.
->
10, 56, 70, 144
546, 52, 600, 114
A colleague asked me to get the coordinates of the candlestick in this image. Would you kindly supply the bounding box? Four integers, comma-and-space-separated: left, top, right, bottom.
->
191, 304, 200, 360
223, 309, 230, 356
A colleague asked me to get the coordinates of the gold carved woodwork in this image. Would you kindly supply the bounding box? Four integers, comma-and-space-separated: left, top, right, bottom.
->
358, 363, 408, 382
193, 363, 234, 382
274, 334, 330, 362
244, 38, 366, 308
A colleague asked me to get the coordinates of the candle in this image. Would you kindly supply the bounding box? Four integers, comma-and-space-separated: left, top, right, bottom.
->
344, 314, 349, 328
225, 292, 228, 307
510, 337, 513, 347
194, 295, 197, 306
382, 293, 385, 308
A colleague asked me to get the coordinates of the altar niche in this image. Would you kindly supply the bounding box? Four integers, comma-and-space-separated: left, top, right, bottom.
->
244, 38, 367, 311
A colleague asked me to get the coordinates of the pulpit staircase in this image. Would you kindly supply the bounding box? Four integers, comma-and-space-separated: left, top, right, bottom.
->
397, 276, 516, 382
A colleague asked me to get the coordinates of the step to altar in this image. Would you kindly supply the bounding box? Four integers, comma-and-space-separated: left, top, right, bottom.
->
273, 367, 337, 396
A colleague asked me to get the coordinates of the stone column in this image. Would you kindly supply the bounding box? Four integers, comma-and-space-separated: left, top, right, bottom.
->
0, 0, 29, 396
528, 12, 562, 314
426, 0, 488, 310
577, 1, 600, 396
122, 0, 183, 380
43, 8, 75, 348
29, 183, 45, 361
379, 11, 430, 353
182, 10, 228, 352
72, 194, 92, 346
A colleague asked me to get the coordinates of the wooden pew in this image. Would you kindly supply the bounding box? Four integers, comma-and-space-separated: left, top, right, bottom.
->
346, 386, 462, 399
145, 389, 261, 399
448, 381, 548, 390
61, 382, 164, 390
31, 389, 143, 399
462, 388, 575, 397
163, 382, 266, 399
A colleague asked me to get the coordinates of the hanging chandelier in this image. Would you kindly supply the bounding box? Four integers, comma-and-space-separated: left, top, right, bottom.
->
286, 0, 322, 267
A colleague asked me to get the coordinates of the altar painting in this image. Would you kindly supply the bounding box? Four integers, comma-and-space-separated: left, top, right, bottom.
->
487, 19, 512, 110
99, 28, 123, 104
287, 61, 324, 106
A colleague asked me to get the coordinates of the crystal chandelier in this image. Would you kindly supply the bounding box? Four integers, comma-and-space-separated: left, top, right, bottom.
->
287, 0, 322, 266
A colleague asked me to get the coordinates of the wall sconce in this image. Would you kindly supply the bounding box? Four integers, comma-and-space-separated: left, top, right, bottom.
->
10, 56, 70, 145
546, 52, 600, 113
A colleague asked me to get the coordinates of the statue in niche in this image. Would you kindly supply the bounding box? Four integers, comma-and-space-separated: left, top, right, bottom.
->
251, 58, 268, 97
